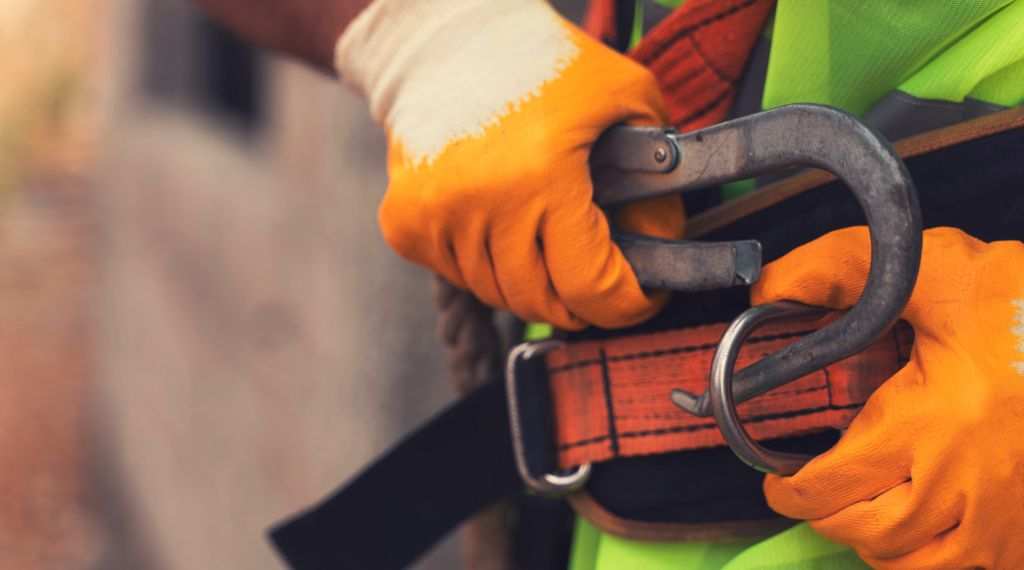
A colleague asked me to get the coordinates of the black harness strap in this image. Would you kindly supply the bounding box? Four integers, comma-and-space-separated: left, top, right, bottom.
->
269, 381, 517, 570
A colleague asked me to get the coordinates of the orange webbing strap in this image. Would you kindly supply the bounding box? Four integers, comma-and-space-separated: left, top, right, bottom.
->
545, 318, 913, 470
583, 0, 618, 45
583, 0, 775, 131
629, 0, 775, 132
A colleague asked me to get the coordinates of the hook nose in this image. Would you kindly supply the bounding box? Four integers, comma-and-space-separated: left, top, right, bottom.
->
669, 300, 828, 418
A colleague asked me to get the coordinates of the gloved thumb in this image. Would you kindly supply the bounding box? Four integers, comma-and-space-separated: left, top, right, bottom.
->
751, 227, 872, 310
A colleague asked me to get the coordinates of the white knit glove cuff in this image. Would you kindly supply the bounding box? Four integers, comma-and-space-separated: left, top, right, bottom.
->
334, 0, 580, 164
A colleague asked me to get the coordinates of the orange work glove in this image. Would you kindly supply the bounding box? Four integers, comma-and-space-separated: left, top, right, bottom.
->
753, 226, 1024, 569
334, 0, 683, 330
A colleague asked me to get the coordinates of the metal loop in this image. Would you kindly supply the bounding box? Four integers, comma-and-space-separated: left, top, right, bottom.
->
505, 341, 592, 496
708, 302, 829, 474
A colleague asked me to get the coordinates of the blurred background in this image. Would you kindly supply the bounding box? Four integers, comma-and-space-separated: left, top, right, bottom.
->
0, 0, 583, 568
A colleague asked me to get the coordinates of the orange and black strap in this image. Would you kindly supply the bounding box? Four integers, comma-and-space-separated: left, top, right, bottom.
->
585, 0, 776, 132
546, 318, 913, 470
629, 0, 775, 132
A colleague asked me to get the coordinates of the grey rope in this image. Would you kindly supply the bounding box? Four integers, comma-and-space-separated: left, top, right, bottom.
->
433, 276, 517, 570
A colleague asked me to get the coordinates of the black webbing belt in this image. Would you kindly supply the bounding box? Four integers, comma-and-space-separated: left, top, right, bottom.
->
270, 381, 516, 569
270, 117, 1024, 569
271, 346, 562, 570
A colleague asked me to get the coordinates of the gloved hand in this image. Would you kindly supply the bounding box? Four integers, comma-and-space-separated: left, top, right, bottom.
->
334, 0, 683, 330
753, 226, 1024, 569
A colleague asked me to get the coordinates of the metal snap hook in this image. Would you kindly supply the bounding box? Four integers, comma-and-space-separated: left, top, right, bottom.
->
650, 106, 922, 474
659, 105, 922, 421
548, 104, 921, 478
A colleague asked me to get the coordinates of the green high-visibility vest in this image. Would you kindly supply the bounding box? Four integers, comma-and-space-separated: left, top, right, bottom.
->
631, 0, 1024, 111
571, 518, 867, 570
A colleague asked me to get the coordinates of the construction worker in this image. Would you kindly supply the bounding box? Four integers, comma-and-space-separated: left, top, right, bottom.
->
195, 0, 1024, 568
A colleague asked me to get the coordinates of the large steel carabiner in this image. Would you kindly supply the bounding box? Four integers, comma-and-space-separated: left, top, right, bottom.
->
592, 104, 922, 474
507, 105, 921, 495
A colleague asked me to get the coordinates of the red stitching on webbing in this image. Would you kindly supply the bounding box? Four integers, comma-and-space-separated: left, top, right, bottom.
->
548, 329, 815, 375
673, 86, 732, 128
638, 0, 762, 64
558, 403, 861, 451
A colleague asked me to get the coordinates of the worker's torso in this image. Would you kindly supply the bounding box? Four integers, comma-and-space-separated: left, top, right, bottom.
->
568, 0, 1024, 534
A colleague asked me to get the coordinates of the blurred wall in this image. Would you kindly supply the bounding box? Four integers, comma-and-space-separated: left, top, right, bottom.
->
0, 1, 108, 568
0, 0, 105, 189
93, 0, 458, 567
0, 0, 589, 568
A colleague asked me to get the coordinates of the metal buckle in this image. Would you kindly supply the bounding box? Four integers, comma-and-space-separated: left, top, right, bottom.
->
505, 341, 591, 496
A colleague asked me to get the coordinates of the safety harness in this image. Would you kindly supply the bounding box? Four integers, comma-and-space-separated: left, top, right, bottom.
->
270, 107, 1024, 569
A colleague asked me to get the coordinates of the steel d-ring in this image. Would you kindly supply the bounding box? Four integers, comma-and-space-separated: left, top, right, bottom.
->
505, 341, 592, 496
708, 301, 829, 475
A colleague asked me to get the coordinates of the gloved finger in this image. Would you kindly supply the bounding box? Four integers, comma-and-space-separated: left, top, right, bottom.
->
613, 194, 686, 241
896, 226, 988, 332
859, 526, 976, 570
451, 214, 510, 313
610, 193, 685, 313
764, 367, 917, 520
378, 185, 467, 289
751, 226, 872, 310
810, 481, 963, 560
541, 184, 661, 329
489, 214, 584, 330
428, 242, 469, 293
